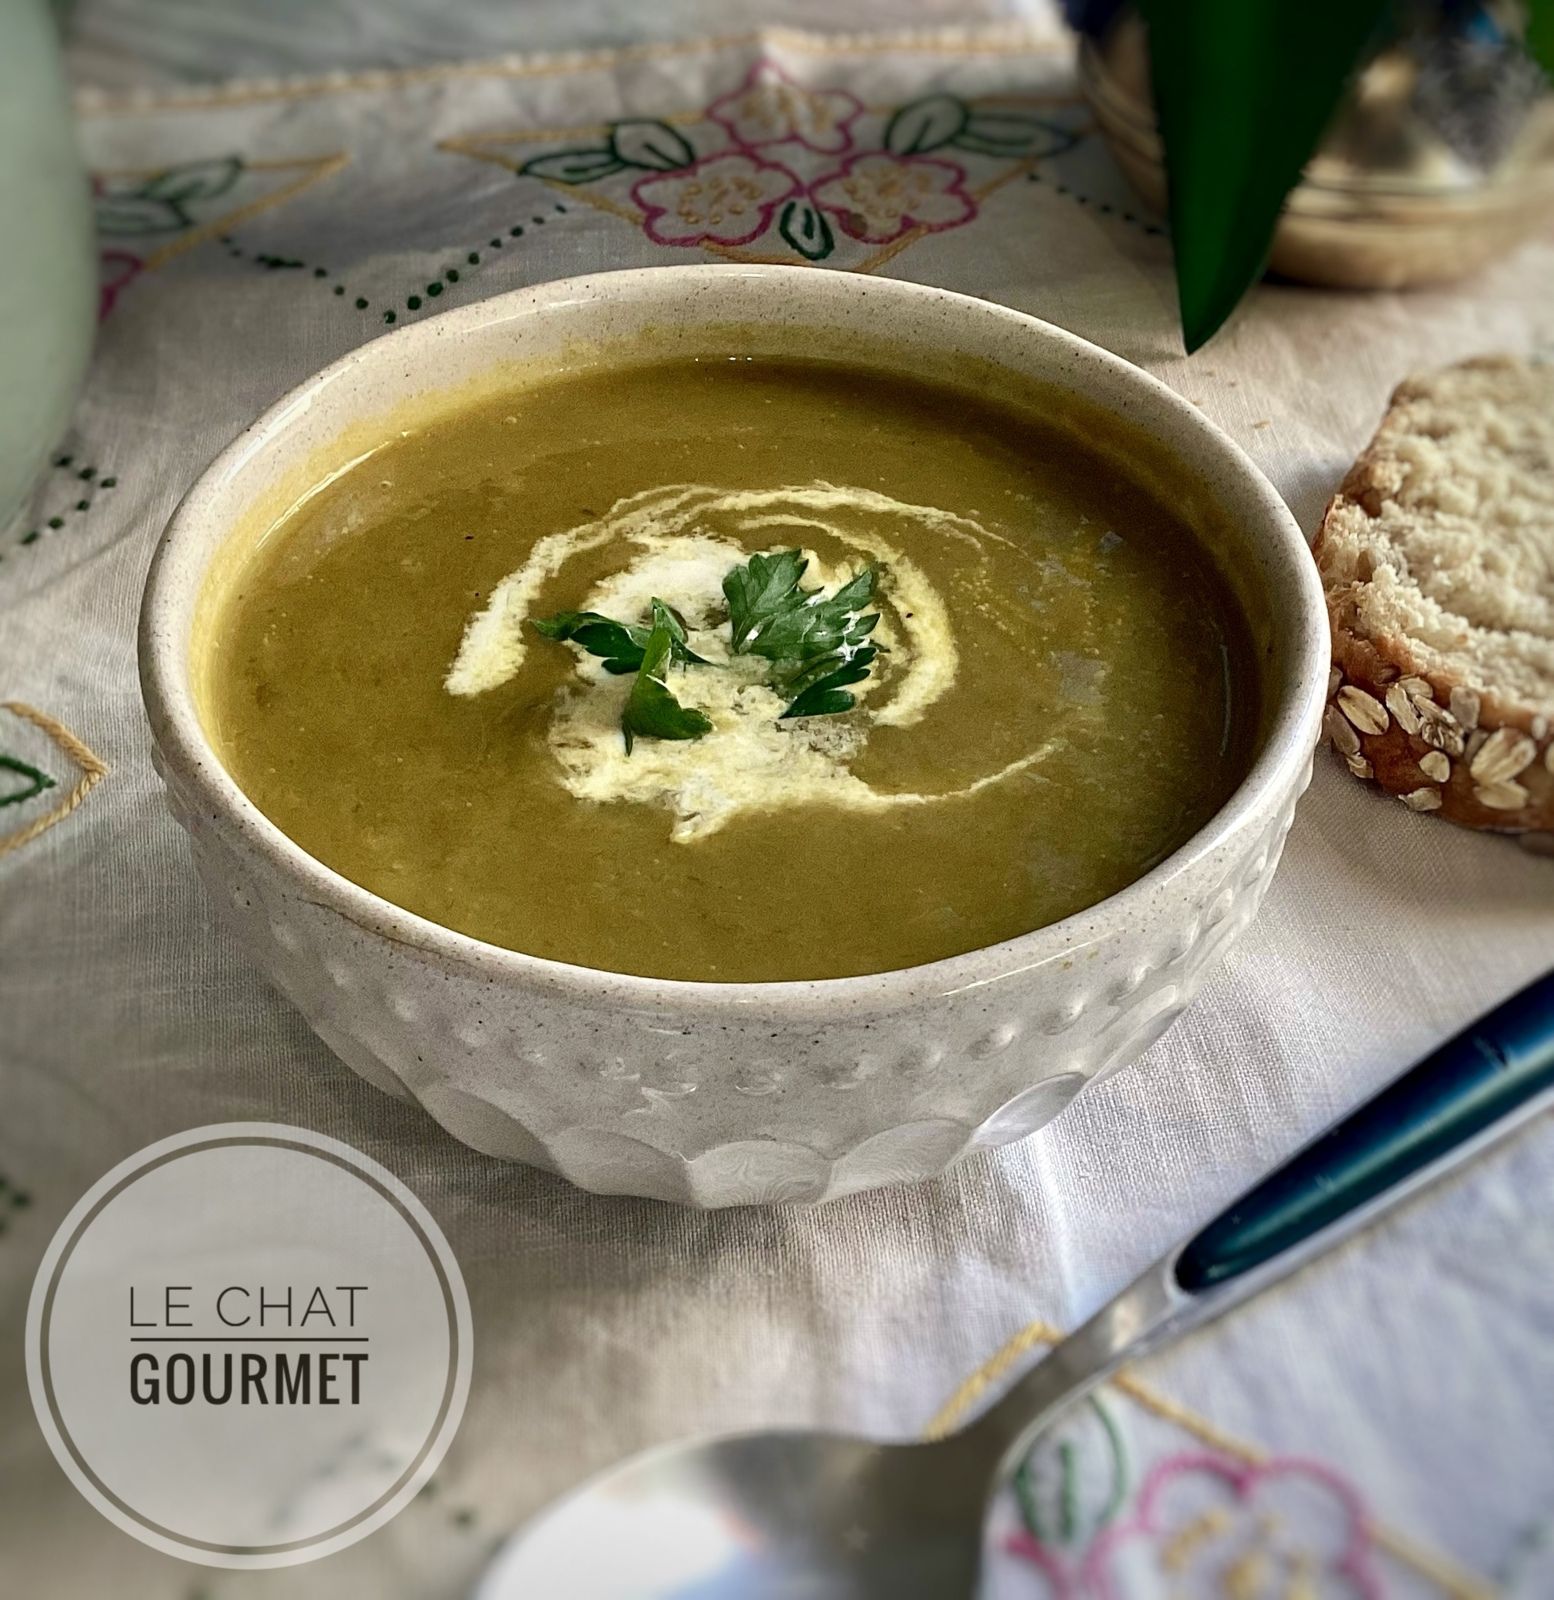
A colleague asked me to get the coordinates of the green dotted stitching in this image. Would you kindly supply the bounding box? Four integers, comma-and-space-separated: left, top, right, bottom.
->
1027, 170, 1165, 237
4, 457, 119, 558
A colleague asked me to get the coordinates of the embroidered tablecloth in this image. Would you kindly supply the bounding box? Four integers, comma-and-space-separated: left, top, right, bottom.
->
4, 9, 1553, 1597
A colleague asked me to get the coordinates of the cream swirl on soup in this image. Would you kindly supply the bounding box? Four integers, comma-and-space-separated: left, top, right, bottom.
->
445, 483, 1056, 841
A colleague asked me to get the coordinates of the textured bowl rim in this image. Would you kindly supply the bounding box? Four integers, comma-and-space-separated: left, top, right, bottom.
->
139, 264, 1328, 1019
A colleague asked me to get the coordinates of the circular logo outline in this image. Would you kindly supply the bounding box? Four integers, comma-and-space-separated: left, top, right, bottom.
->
26, 1122, 472, 1569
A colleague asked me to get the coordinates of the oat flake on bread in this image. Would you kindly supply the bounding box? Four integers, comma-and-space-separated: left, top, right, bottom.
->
1313, 355, 1554, 853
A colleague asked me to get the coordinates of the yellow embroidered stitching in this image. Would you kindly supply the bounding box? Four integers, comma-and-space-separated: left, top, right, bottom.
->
0, 703, 108, 858
132, 154, 350, 271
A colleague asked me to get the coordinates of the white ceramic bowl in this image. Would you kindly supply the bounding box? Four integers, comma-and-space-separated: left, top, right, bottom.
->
140, 266, 1328, 1207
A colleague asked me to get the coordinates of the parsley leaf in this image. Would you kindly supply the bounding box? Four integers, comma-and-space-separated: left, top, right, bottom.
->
621, 600, 713, 754
722, 550, 879, 665
532, 610, 649, 674
781, 644, 879, 719
722, 549, 805, 652
532, 605, 707, 674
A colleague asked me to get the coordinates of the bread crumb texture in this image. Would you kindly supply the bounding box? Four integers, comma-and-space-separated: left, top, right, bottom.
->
1315, 356, 1554, 842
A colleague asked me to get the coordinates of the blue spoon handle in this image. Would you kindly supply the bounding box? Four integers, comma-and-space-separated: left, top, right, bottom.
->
978, 967, 1554, 1479
1175, 966, 1554, 1292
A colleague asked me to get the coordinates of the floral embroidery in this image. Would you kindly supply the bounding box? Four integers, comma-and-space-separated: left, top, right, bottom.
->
811, 151, 974, 242
1083, 1453, 1382, 1600
90, 153, 346, 316
460, 65, 1079, 267
94, 161, 239, 317
1003, 1530, 1081, 1598
996, 1394, 1131, 1598
633, 153, 800, 248
98, 249, 144, 320
984, 1383, 1387, 1600
708, 62, 862, 154
94, 157, 242, 236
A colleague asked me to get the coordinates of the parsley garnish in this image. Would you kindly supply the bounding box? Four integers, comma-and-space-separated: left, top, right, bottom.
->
620, 601, 712, 753
532, 553, 882, 751
723, 550, 878, 666
532, 607, 706, 674
780, 644, 880, 719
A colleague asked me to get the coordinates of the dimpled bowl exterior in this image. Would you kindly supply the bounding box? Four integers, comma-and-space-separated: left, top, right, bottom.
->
141, 267, 1328, 1207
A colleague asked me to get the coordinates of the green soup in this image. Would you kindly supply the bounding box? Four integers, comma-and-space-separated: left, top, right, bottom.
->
206, 355, 1258, 982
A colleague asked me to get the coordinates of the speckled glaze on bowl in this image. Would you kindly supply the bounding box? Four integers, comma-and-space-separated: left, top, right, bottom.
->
140, 266, 1327, 1207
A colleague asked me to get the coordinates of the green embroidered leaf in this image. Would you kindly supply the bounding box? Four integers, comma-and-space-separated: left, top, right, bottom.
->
140, 156, 242, 205
0, 755, 55, 809
1012, 1394, 1129, 1550
610, 120, 696, 171
778, 197, 835, 261
533, 605, 707, 673
1138, 0, 1389, 351
953, 112, 1077, 160
95, 194, 189, 235
884, 95, 969, 155
521, 147, 628, 184
621, 602, 713, 754
781, 645, 878, 719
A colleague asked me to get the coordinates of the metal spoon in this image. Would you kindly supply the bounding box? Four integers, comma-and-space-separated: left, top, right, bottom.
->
478, 968, 1554, 1599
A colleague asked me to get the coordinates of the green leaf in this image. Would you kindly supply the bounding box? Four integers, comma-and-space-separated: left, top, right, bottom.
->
723, 550, 878, 664
532, 610, 649, 673
884, 94, 969, 155
1529, 0, 1554, 80
1138, 0, 1390, 351
140, 156, 242, 204
95, 194, 189, 234
532, 605, 707, 673
778, 197, 835, 261
610, 120, 696, 171
521, 147, 627, 184
723, 549, 808, 653
621, 602, 713, 753
952, 111, 1077, 159
781, 645, 878, 719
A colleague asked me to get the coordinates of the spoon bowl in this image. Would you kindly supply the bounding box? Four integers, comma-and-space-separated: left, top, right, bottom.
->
478, 1430, 994, 1599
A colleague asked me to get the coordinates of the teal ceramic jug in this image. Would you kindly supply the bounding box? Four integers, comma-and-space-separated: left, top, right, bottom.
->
0, 1, 95, 526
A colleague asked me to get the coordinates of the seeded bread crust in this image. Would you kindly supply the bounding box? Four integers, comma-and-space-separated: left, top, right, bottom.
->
1313, 357, 1554, 851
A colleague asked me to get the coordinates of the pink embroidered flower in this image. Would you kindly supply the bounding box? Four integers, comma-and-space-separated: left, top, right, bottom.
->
632, 153, 799, 248
708, 61, 863, 155
810, 152, 975, 244
98, 250, 144, 320
1084, 1453, 1382, 1600
1002, 1529, 1081, 1598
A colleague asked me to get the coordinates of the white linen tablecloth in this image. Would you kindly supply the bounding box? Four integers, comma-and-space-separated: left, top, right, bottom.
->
3, 8, 1552, 1596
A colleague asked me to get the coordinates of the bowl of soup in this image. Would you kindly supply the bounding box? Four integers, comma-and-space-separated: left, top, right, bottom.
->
140, 266, 1327, 1206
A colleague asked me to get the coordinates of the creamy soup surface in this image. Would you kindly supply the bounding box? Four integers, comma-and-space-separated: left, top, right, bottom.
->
207, 355, 1258, 981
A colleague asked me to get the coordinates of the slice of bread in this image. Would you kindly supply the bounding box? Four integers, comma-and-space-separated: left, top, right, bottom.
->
1314, 355, 1553, 849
